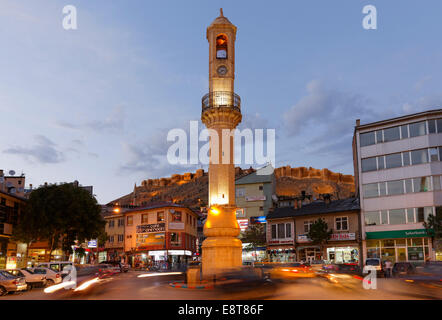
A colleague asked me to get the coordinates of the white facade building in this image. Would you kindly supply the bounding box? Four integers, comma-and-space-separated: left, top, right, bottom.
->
353, 109, 442, 264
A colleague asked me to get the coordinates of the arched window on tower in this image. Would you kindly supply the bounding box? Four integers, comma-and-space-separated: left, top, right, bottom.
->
216, 34, 227, 59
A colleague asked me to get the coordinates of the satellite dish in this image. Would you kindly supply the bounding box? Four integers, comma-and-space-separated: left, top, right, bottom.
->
9, 170, 15, 176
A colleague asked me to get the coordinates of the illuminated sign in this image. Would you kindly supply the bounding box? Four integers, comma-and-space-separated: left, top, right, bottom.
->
237, 219, 249, 231
87, 240, 97, 248
250, 216, 266, 224
136, 223, 165, 233
169, 222, 185, 230
246, 195, 266, 201
330, 233, 356, 241
136, 232, 165, 247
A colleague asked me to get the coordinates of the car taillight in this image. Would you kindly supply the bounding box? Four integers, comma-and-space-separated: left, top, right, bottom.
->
12, 280, 18, 285
99, 269, 102, 272
56, 274, 60, 278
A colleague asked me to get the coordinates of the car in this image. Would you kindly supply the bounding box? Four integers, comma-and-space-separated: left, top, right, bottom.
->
30, 267, 62, 286
37, 261, 73, 277
365, 258, 384, 277
401, 261, 442, 289
269, 262, 316, 281
5, 269, 46, 289
392, 262, 416, 277
0, 271, 27, 296
97, 264, 120, 277
100, 261, 129, 273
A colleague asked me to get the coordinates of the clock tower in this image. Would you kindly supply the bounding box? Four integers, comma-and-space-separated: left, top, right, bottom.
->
201, 9, 242, 276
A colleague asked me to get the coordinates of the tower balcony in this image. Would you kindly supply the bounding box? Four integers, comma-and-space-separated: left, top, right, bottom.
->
201, 91, 241, 113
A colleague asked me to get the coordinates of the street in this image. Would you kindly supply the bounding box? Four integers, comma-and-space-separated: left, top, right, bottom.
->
2, 270, 441, 300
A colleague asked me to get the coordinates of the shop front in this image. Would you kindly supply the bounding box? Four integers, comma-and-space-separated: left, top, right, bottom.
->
365, 229, 433, 264
242, 243, 267, 263
326, 246, 359, 264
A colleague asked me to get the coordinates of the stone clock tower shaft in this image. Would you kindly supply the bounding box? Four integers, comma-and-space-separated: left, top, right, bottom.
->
201, 9, 242, 276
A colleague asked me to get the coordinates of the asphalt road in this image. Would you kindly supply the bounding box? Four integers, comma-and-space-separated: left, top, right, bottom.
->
2, 271, 441, 300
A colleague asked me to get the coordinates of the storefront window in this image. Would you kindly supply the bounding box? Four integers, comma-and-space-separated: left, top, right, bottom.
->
409, 238, 423, 247
381, 248, 396, 263
366, 240, 380, 248
395, 239, 406, 246
408, 247, 424, 261
367, 248, 380, 259
382, 239, 395, 247
397, 248, 407, 262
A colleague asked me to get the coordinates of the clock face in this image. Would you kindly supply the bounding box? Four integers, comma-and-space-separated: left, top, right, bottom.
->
217, 66, 228, 76
216, 49, 227, 59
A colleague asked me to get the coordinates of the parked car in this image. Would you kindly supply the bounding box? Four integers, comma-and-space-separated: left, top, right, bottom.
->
365, 258, 384, 277
0, 271, 27, 295
100, 261, 129, 273
5, 269, 46, 289
37, 261, 73, 277
30, 267, 62, 286
392, 262, 416, 277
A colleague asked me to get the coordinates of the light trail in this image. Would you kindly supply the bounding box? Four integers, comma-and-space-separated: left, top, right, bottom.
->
137, 272, 182, 278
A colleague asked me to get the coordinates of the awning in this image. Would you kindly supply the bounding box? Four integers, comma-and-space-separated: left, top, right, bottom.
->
296, 246, 321, 250
366, 229, 433, 240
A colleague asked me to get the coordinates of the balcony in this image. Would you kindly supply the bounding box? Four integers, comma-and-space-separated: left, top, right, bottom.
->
201, 91, 241, 113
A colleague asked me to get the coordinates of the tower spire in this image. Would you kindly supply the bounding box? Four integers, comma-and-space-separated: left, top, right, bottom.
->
220, 8, 224, 17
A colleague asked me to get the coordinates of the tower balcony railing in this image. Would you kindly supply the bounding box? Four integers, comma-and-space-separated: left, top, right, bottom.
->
201, 91, 241, 113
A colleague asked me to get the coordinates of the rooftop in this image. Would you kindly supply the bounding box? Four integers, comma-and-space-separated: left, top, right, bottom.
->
235, 165, 274, 185
267, 197, 360, 220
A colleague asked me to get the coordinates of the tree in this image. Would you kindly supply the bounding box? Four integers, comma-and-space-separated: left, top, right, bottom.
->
424, 210, 442, 257
307, 218, 333, 261
241, 224, 266, 262
13, 183, 105, 262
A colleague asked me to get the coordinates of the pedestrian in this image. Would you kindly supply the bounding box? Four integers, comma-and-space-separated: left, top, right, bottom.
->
385, 260, 393, 278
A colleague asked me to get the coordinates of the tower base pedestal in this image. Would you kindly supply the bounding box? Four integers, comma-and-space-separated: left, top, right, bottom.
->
202, 237, 242, 277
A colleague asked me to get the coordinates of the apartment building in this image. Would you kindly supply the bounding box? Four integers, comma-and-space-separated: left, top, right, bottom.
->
353, 109, 442, 264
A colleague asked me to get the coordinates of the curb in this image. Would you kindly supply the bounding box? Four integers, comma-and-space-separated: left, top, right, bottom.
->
169, 281, 214, 290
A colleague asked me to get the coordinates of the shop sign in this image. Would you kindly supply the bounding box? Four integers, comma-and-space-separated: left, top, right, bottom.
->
330, 233, 356, 241
87, 240, 97, 248
169, 222, 184, 230
250, 216, 267, 224
237, 219, 249, 231
136, 223, 165, 233
236, 208, 245, 218
246, 195, 266, 201
268, 239, 293, 245
136, 232, 165, 247
297, 235, 311, 243
366, 229, 432, 240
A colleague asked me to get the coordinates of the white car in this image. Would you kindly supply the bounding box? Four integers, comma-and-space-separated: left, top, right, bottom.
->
5, 269, 46, 289
37, 261, 73, 276
30, 267, 62, 286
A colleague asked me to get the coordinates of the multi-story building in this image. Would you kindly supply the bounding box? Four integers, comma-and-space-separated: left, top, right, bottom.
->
121, 203, 199, 269
266, 197, 360, 264
104, 210, 126, 262
235, 165, 276, 231
353, 109, 442, 264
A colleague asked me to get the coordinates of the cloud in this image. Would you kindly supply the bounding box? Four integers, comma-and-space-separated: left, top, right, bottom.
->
3, 135, 65, 164
56, 106, 125, 133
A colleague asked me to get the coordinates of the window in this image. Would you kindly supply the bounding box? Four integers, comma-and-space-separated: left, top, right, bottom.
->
277, 223, 285, 238
363, 183, 379, 198
411, 149, 429, 165
142, 214, 148, 224
259, 185, 263, 191
108, 220, 114, 228
377, 156, 385, 170
216, 34, 228, 59
413, 177, 431, 192
387, 180, 404, 195
440, 147, 442, 163
271, 224, 277, 239
429, 148, 439, 162
362, 157, 377, 172
157, 211, 164, 222
365, 211, 380, 226
285, 223, 292, 238
170, 233, 180, 245
127, 216, 133, 226
335, 217, 348, 231
381, 211, 388, 224
259, 206, 263, 211
401, 125, 409, 139
433, 176, 441, 190
304, 220, 313, 233
379, 182, 387, 196
385, 153, 402, 169
403, 151, 411, 166
383, 126, 400, 142
118, 218, 124, 227
118, 234, 124, 242
109, 236, 114, 243
428, 119, 437, 134
376, 130, 383, 143
437, 119, 442, 133
405, 179, 413, 193
424, 207, 434, 222
236, 188, 245, 197
417, 208, 425, 222
360, 131, 376, 147
389, 209, 406, 225
172, 211, 182, 222
409, 121, 426, 137
407, 208, 415, 223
